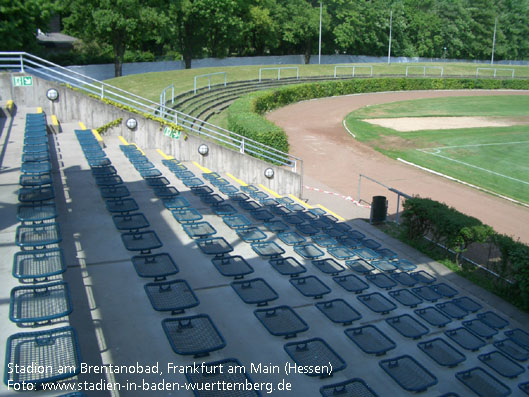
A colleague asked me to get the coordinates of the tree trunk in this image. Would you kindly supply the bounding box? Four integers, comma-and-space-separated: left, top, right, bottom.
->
304, 37, 312, 64
184, 53, 192, 69
114, 56, 123, 77
113, 37, 125, 77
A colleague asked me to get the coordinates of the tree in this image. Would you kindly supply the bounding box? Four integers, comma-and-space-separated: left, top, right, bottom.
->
497, 0, 529, 60
192, 0, 244, 58
331, 0, 398, 57
238, 0, 281, 56
433, 0, 472, 59
62, 0, 169, 76
465, 0, 498, 60
274, 0, 325, 63
0, 0, 56, 51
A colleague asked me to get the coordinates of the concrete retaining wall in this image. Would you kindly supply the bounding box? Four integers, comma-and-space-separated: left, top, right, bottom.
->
0, 73, 302, 196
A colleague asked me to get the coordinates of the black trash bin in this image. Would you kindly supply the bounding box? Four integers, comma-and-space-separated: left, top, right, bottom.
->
370, 196, 387, 224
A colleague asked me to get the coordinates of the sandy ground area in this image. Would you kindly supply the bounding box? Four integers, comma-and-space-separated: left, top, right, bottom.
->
364, 116, 529, 131
267, 90, 529, 243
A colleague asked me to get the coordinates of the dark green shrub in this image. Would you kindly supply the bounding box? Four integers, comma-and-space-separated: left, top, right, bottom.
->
402, 197, 529, 310
402, 197, 494, 264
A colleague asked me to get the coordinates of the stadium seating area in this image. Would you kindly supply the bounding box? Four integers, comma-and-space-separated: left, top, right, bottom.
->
2, 107, 529, 396
6, 111, 84, 396
173, 75, 347, 125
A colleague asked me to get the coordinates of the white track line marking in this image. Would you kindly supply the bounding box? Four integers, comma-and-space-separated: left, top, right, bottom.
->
342, 120, 356, 138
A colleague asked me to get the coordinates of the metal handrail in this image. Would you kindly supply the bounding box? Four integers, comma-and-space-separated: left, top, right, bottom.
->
0, 51, 301, 169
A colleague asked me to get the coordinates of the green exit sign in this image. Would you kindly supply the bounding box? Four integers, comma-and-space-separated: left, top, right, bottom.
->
163, 126, 181, 139
13, 76, 33, 87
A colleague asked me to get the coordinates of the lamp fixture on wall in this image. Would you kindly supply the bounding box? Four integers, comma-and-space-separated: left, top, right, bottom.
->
46, 88, 59, 101
198, 144, 209, 156
126, 118, 138, 130
264, 168, 275, 179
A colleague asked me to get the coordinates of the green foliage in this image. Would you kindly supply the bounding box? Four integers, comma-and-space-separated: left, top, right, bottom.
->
493, 233, 529, 309
401, 197, 529, 310
79, 89, 184, 134
0, 0, 56, 51
7, 0, 529, 67
62, 0, 170, 76
401, 197, 494, 263
227, 93, 289, 162
95, 118, 122, 135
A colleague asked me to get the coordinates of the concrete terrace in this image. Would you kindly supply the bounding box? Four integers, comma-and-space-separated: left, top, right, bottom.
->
1, 107, 529, 397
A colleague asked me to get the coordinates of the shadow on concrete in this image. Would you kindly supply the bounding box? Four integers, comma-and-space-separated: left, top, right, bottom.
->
0, 105, 16, 170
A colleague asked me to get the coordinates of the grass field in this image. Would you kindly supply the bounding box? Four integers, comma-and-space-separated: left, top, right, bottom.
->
105, 62, 529, 103
345, 95, 529, 204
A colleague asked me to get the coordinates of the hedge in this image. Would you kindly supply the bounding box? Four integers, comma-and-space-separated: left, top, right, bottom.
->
227, 77, 529, 157
227, 92, 289, 163
402, 197, 529, 310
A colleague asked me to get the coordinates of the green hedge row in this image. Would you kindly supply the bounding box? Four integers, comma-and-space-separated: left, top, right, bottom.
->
228, 77, 529, 156
227, 92, 290, 160
402, 197, 529, 310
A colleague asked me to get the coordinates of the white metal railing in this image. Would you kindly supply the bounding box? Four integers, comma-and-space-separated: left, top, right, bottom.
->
0, 52, 300, 169
334, 65, 373, 78
259, 67, 299, 82
160, 84, 174, 107
476, 67, 515, 78
406, 65, 444, 77
193, 71, 227, 94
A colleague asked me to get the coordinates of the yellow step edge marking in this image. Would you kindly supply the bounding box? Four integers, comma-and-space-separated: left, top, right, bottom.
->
78, 121, 87, 130
288, 194, 313, 209
226, 173, 248, 186
118, 136, 129, 145
258, 184, 282, 198
132, 143, 145, 155
37, 107, 43, 113
192, 161, 211, 174
316, 204, 345, 221
51, 115, 59, 126
157, 149, 174, 160
91, 129, 103, 142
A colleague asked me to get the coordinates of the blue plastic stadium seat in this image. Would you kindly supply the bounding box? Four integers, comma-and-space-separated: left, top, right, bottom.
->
162, 314, 225, 358
284, 338, 346, 378
254, 306, 308, 339
315, 299, 362, 326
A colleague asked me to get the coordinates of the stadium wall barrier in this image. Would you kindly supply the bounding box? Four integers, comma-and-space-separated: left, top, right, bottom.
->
64, 55, 529, 81
1, 72, 301, 196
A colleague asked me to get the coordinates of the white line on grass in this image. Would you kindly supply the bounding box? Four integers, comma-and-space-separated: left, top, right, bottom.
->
418, 139, 529, 152
423, 151, 529, 186
397, 158, 529, 208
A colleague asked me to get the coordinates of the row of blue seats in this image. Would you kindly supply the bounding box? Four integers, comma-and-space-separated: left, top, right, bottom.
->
79, 136, 222, 361
5, 113, 83, 396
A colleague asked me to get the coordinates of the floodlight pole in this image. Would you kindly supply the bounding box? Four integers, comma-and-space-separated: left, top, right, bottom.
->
387, 10, 393, 64
318, 1, 322, 64
491, 16, 497, 65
